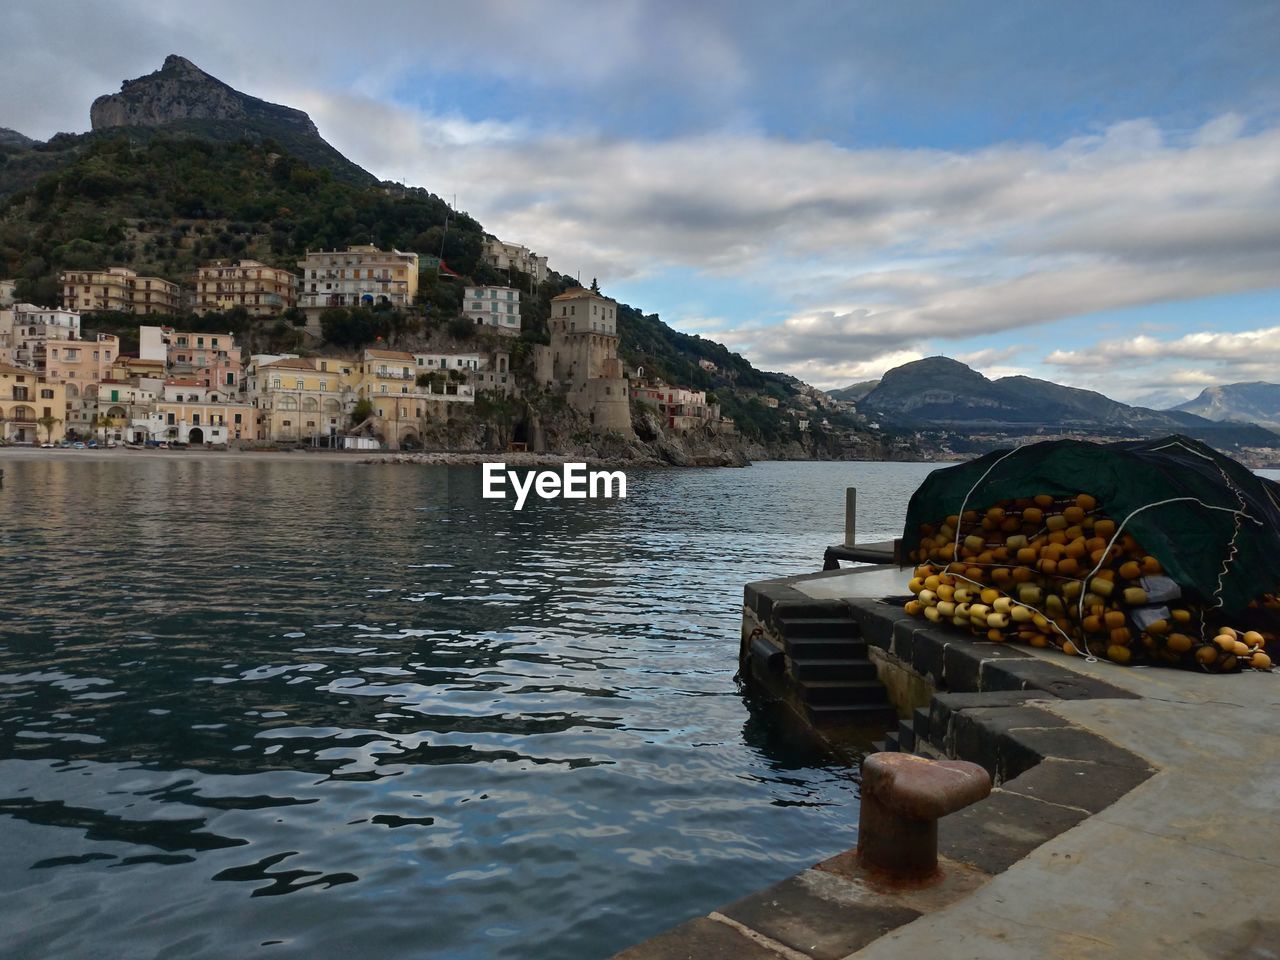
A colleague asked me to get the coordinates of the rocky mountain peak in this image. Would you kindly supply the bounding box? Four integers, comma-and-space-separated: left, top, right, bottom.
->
90, 54, 320, 137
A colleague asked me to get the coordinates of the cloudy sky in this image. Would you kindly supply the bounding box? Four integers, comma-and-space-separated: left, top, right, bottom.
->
5, 1, 1280, 404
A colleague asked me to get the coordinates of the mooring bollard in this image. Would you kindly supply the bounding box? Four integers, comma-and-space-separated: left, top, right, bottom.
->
857, 752, 991, 879
844, 486, 857, 548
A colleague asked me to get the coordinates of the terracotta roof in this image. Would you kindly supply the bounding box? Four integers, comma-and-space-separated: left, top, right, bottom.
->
165, 378, 203, 386
0, 362, 37, 376
363, 348, 414, 361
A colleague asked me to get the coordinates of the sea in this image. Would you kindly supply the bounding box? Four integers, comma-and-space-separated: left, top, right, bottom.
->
0, 453, 940, 959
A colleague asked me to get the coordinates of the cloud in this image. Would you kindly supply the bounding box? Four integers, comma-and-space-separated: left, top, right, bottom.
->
3, 2, 1278, 398
1046, 326, 1280, 370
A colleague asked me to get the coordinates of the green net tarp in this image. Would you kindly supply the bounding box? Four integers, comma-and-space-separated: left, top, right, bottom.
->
903, 435, 1280, 614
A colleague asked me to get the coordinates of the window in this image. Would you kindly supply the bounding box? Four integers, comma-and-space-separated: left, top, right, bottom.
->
273, 379, 282, 389
192, 414, 201, 426
234, 413, 242, 424
40, 389, 54, 399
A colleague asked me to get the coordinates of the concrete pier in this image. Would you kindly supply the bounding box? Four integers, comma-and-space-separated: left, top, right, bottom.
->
616, 564, 1280, 959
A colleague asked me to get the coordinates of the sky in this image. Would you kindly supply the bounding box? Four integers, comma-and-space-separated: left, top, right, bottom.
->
4, 0, 1280, 404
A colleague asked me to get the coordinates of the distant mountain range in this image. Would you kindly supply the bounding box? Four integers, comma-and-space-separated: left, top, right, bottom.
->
850, 357, 1278, 446
827, 379, 880, 403
1168, 382, 1280, 431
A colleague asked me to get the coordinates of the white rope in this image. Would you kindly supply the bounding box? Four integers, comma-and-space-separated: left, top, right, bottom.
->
1076, 496, 1254, 631
952, 446, 1023, 564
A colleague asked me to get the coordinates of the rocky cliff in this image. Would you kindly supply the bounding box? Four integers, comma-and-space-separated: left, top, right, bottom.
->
91, 55, 320, 136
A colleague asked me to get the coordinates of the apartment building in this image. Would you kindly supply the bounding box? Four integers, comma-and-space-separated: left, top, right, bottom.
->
134, 379, 254, 445
297, 246, 419, 328
61, 267, 180, 315
462, 286, 521, 335
245, 355, 350, 443
0, 363, 67, 443
481, 238, 548, 283
0, 303, 81, 367
350, 347, 474, 449
193, 259, 298, 318
139, 325, 242, 390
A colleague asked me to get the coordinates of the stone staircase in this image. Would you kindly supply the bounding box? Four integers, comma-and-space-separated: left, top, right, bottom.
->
772, 608, 898, 728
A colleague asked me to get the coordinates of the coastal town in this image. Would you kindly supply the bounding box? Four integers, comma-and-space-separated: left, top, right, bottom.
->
0, 240, 746, 451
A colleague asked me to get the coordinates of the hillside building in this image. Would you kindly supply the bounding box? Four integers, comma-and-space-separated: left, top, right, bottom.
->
348, 347, 475, 449
533, 287, 633, 437
0, 280, 16, 307
193, 259, 298, 318
469, 350, 517, 397
0, 303, 83, 368
463, 286, 521, 335
139, 325, 242, 390
60, 267, 180, 315
297, 246, 419, 331
481, 239, 548, 283
632, 379, 734, 434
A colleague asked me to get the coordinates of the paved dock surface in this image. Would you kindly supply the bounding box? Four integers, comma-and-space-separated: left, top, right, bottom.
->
620, 563, 1280, 959
861, 657, 1280, 959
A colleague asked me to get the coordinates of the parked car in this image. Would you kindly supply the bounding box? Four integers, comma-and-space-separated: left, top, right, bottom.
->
72, 441, 85, 449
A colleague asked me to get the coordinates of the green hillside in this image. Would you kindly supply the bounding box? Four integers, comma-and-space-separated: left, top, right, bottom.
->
0, 129, 839, 445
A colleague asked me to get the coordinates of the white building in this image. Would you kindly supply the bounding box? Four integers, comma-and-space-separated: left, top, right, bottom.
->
481, 239, 548, 283
297, 246, 420, 330
463, 286, 521, 336
0, 280, 17, 307
412, 351, 483, 373
0, 303, 82, 367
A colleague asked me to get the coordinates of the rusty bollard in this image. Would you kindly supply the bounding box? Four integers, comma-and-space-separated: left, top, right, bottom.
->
857, 753, 991, 879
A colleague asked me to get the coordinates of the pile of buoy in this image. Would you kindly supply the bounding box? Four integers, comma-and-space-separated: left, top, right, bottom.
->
904, 493, 1274, 672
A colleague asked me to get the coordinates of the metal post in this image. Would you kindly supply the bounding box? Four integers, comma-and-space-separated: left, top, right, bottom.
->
857, 753, 991, 879
844, 486, 857, 547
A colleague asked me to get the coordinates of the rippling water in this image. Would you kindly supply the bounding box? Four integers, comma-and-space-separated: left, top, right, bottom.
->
0, 453, 938, 959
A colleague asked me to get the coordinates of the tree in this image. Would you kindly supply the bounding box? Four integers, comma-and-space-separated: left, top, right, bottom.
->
447, 316, 476, 341
350, 397, 374, 426
37, 415, 61, 444
590, 277, 600, 293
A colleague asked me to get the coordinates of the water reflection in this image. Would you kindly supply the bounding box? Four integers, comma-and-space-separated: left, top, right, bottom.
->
0, 454, 939, 959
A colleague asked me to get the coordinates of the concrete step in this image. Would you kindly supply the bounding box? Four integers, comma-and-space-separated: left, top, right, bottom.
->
776, 616, 860, 639
912, 706, 931, 745
789, 658, 879, 682
798, 679, 892, 707
898, 718, 916, 753
807, 703, 900, 728
883, 730, 901, 752
785, 636, 869, 660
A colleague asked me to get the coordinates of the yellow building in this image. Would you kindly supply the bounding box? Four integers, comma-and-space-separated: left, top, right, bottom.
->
193, 259, 298, 318
348, 348, 475, 448
0, 363, 67, 443
245, 355, 352, 443
61, 267, 181, 315
124, 380, 253, 445
110, 356, 166, 381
